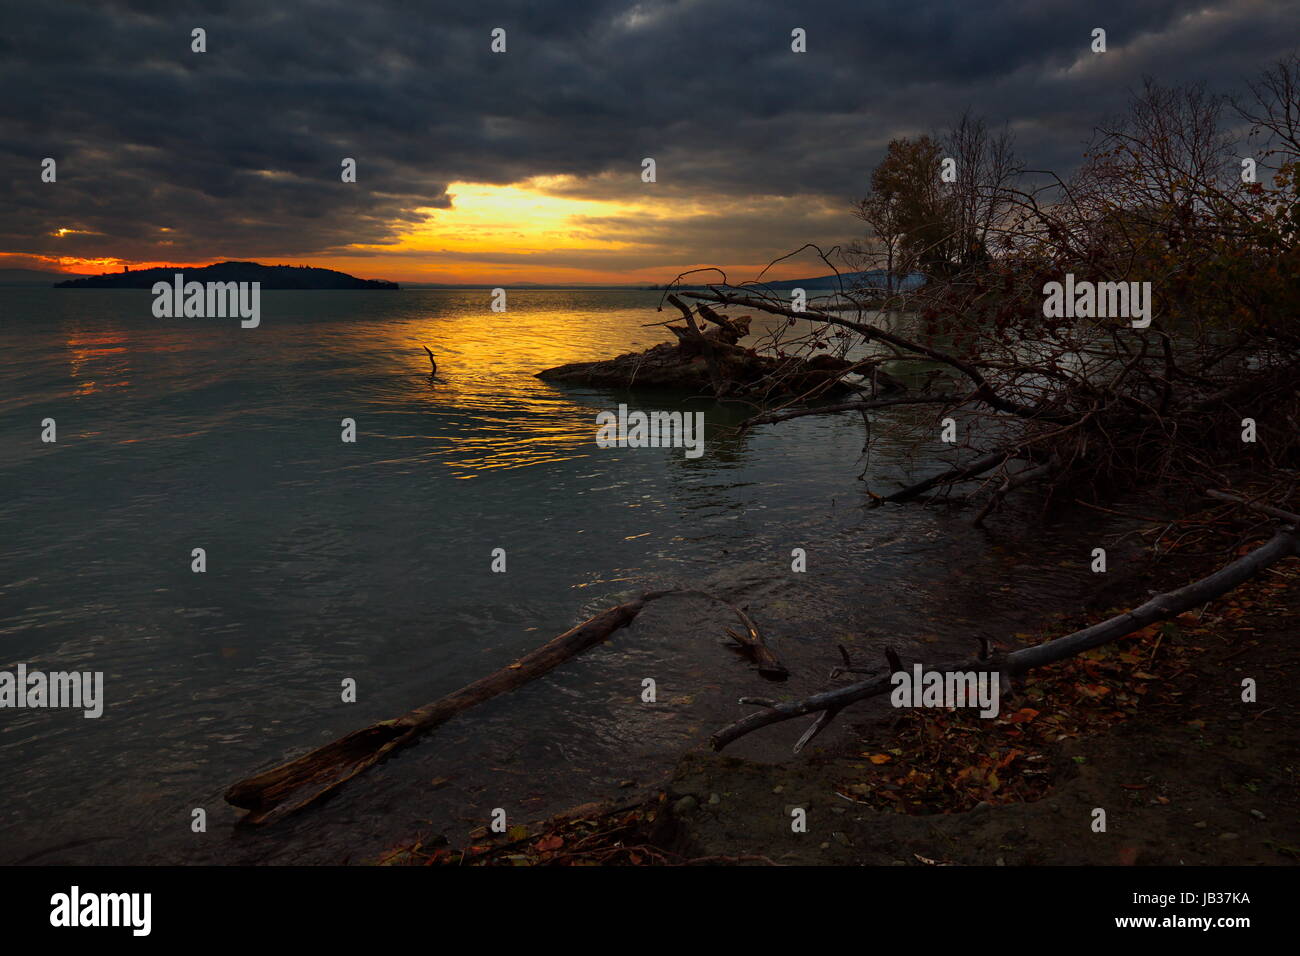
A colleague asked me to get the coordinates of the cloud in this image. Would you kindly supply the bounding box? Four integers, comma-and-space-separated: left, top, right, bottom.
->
2, 0, 1296, 278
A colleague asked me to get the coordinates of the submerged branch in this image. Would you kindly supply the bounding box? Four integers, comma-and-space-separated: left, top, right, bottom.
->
883, 448, 1018, 503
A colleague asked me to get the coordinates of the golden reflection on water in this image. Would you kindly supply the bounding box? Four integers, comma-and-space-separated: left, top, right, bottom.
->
348, 296, 670, 478
53, 291, 702, 476
64, 330, 132, 396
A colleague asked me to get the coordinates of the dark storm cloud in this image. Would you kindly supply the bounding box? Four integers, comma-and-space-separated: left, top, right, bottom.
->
1, 0, 1297, 269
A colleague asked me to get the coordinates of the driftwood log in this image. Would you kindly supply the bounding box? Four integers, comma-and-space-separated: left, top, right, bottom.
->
226, 589, 784, 825
711, 519, 1300, 752
535, 294, 902, 398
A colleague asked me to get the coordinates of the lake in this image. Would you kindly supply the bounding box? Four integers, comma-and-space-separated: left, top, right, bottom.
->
0, 288, 1108, 863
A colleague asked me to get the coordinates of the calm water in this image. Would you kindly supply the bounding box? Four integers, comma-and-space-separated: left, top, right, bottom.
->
0, 288, 1108, 863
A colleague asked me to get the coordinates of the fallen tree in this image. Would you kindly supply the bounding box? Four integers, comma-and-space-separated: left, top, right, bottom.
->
225, 588, 785, 825
710, 510, 1300, 753
673, 282, 1300, 521
660, 71, 1300, 522
536, 294, 904, 401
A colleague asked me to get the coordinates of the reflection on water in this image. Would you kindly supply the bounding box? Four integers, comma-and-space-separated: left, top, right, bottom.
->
0, 288, 1113, 864
64, 330, 132, 397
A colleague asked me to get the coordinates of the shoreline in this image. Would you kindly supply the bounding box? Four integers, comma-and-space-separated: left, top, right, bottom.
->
381, 510, 1300, 866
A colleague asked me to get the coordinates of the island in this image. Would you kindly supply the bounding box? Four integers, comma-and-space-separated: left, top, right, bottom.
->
54, 261, 399, 290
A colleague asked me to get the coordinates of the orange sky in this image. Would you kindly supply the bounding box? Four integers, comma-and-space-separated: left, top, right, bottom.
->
9, 176, 841, 285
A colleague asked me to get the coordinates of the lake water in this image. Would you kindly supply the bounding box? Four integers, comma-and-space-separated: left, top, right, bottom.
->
0, 288, 1110, 863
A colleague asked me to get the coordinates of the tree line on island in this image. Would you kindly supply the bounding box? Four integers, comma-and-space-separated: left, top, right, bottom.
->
54, 260, 399, 290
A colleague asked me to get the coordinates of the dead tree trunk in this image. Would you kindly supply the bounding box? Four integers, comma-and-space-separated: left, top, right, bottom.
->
226, 589, 784, 825
667, 294, 727, 396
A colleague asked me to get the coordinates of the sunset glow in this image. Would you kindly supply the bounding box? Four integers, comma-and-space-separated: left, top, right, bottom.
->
325, 177, 717, 285
276, 178, 838, 285
1, 253, 204, 275
6, 178, 834, 285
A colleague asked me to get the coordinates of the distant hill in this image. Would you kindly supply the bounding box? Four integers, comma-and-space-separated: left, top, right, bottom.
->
54, 261, 398, 290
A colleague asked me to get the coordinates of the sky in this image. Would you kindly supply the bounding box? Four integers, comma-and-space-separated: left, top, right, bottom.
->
2, 0, 1298, 285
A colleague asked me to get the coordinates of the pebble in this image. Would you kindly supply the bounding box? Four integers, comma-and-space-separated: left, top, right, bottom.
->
1219, 832, 1239, 840
708, 793, 720, 805
1250, 809, 1266, 821
1193, 821, 1208, 829
772, 785, 784, 794
674, 795, 698, 815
